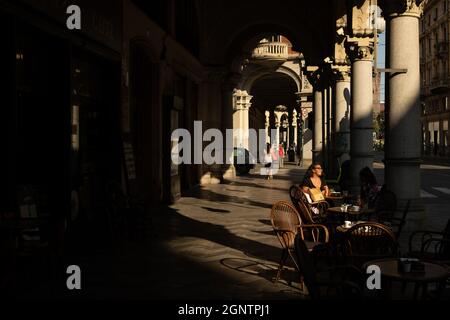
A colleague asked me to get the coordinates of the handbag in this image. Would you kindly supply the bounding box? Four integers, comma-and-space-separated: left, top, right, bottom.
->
309, 188, 325, 202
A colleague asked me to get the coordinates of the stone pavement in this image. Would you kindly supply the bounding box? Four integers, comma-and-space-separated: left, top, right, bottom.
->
11, 160, 450, 300
98, 163, 309, 299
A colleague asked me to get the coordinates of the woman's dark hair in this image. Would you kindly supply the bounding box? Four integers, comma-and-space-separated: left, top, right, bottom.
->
266, 143, 271, 154
304, 163, 322, 178
359, 167, 377, 185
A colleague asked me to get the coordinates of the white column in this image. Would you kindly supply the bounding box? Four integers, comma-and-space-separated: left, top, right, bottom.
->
313, 88, 323, 163
292, 109, 298, 147
232, 89, 252, 149
348, 43, 374, 195
222, 81, 238, 181
286, 117, 290, 148
274, 115, 280, 147
384, 1, 423, 216
265, 110, 270, 143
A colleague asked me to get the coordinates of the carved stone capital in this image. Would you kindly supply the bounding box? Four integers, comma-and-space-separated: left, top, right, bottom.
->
332, 66, 351, 82
380, 0, 425, 19
346, 42, 374, 62
305, 67, 324, 90
232, 89, 252, 111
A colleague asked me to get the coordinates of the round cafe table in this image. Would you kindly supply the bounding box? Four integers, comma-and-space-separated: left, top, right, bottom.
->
327, 206, 374, 219
363, 258, 450, 299
326, 196, 345, 201
335, 222, 367, 233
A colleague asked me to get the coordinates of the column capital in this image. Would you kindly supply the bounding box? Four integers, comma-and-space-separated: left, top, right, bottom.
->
304, 66, 319, 85
346, 40, 374, 62
379, 0, 425, 19
305, 66, 326, 91
232, 89, 252, 111
332, 65, 351, 82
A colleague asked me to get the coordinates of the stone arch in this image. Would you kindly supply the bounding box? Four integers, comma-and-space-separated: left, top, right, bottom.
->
239, 65, 302, 93
225, 22, 307, 75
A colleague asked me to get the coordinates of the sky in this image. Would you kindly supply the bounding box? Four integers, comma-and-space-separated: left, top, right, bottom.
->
377, 32, 386, 103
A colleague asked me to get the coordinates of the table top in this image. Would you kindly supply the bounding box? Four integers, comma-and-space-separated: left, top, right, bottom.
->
365, 258, 450, 283
336, 221, 377, 233
336, 225, 351, 233
327, 206, 373, 215
326, 196, 345, 201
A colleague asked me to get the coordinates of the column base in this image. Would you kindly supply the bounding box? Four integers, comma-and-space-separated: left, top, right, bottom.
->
222, 164, 236, 181
200, 164, 225, 185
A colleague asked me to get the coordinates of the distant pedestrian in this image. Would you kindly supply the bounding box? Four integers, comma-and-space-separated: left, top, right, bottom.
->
264, 143, 273, 180
278, 144, 285, 168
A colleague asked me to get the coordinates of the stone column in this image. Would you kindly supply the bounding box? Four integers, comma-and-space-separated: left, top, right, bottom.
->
274, 115, 280, 147
265, 110, 270, 144
292, 109, 298, 147
347, 43, 374, 195
334, 68, 351, 161
383, 1, 424, 217
325, 84, 334, 175
313, 88, 324, 164
222, 75, 241, 181
285, 118, 290, 148
232, 89, 252, 150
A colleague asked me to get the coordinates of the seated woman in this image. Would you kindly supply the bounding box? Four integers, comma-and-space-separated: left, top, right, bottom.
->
358, 167, 380, 209
301, 163, 330, 199
300, 163, 330, 217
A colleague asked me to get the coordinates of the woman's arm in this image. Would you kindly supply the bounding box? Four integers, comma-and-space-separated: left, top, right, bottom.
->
322, 185, 330, 197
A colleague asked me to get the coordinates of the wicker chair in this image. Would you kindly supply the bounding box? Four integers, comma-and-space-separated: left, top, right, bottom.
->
298, 191, 329, 224
294, 234, 364, 299
289, 185, 303, 216
409, 218, 450, 261
342, 222, 398, 268
270, 201, 329, 283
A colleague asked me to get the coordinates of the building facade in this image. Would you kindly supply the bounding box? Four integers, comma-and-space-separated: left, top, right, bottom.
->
420, 0, 450, 158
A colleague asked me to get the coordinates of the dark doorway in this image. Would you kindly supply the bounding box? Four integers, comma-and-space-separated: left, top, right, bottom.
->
13, 22, 71, 221
70, 49, 121, 236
